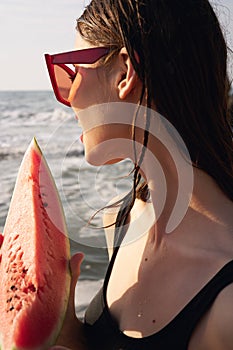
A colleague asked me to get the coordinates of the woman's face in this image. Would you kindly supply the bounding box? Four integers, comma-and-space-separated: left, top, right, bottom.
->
69, 32, 144, 166
69, 33, 133, 165
69, 32, 119, 111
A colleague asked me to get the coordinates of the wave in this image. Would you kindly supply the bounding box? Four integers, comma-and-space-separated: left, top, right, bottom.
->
0, 108, 74, 126
0, 92, 112, 282
0, 143, 84, 161
0, 150, 25, 161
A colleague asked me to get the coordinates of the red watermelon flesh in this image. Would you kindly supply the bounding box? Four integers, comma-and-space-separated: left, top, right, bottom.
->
0, 138, 71, 350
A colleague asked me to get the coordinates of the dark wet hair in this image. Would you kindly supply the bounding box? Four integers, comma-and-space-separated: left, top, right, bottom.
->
77, 0, 233, 231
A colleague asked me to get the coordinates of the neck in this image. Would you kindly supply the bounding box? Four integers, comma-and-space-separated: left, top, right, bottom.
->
143, 164, 232, 248
137, 129, 232, 247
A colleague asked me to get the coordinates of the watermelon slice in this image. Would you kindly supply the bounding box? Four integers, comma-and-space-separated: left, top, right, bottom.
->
0, 138, 71, 350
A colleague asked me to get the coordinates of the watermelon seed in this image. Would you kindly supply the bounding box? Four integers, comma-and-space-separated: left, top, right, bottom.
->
6, 298, 12, 303
18, 251, 24, 260
15, 301, 22, 311
10, 254, 16, 262
9, 306, 14, 311
43, 202, 48, 208
15, 246, 21, 253
23, 284, 36, 294
10, 285, 17, 291
29, 284, 36, 292
13, 234, 19, 241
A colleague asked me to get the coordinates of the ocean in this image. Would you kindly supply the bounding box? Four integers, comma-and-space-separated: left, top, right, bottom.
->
0, 90, 133, 318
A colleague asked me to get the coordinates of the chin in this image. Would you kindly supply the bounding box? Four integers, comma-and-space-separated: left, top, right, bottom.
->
85, 153, 123, 166
83, 136, 126, 166
84, 147, 123, 166
105, 158, 124, 164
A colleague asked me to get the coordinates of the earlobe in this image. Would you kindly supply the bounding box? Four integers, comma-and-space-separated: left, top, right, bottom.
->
117, 48, 138, 100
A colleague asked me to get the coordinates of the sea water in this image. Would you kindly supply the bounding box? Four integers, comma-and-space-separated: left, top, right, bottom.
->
0, 90, 133, 317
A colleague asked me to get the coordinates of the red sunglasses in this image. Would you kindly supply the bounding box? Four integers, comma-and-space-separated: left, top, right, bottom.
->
44, 47, 110, 107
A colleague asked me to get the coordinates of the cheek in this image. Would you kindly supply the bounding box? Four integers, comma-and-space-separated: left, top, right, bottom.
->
69, 73, 83, 106
70, 68, 113, 111
69, 70, 95, 110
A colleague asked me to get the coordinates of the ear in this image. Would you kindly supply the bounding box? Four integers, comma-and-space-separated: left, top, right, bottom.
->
117, 47, 138, 100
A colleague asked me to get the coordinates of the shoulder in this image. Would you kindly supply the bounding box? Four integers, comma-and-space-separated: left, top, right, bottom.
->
210, 282, 233, 345
200, 282, 233, 349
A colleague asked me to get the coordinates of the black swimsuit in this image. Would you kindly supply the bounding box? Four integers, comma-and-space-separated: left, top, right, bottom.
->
84, 241, 233, 350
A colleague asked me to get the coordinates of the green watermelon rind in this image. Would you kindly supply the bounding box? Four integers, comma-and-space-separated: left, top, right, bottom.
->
33, 138, 72, 348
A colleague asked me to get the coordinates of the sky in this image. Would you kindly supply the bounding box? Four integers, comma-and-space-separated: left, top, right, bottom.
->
0, 0, 233, 91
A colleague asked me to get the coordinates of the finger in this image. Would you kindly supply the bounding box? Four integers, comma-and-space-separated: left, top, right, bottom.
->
70, 252, 84, 290
65, 252, 84, 320
54, 253, 84, 348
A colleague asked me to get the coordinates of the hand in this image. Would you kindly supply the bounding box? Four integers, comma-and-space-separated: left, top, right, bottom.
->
54, 252, 88, 350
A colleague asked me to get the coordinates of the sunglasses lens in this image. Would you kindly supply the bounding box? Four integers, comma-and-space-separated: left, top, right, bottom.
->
54, 65, 73, 102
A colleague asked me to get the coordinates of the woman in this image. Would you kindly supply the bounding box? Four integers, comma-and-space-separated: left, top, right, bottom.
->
44, 0, 233, 349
